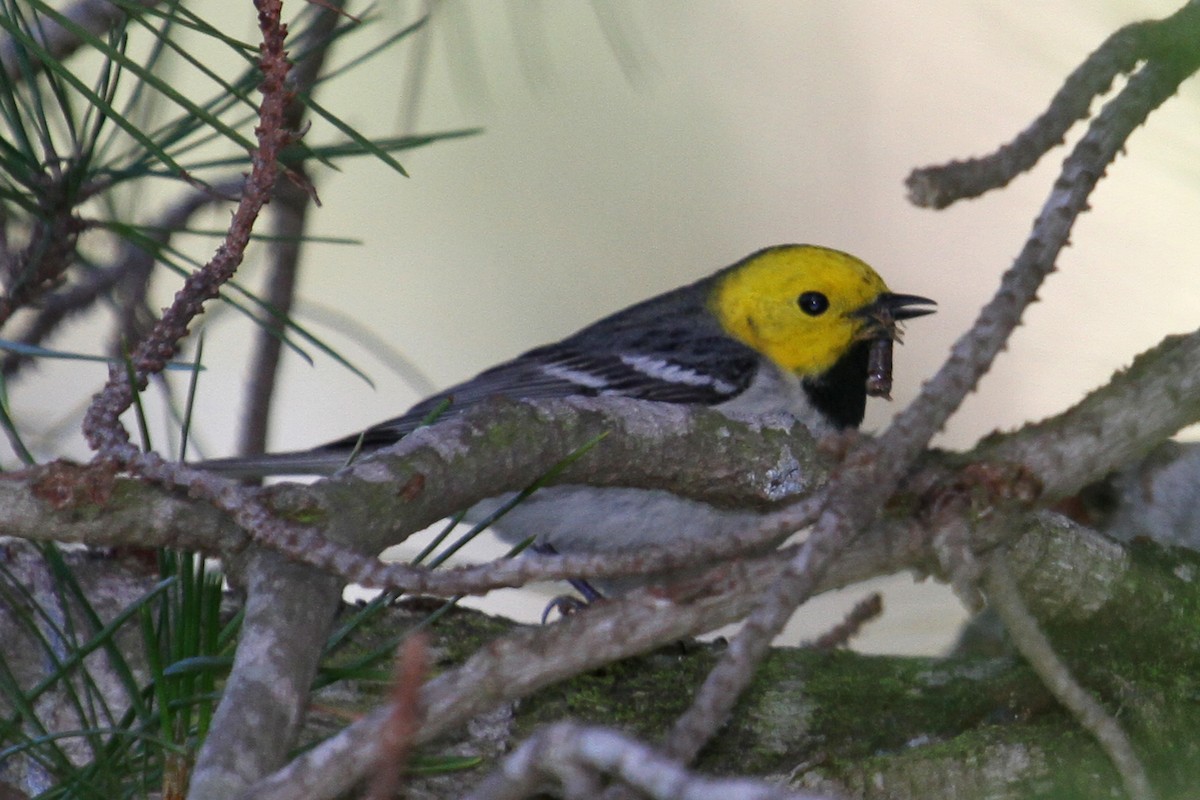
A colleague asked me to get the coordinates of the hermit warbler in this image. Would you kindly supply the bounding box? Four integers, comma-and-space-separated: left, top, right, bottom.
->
202, 245, 934, 554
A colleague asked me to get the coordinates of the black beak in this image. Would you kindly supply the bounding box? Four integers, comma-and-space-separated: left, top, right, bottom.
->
852, 293, 936, 339
873, 293, 937, 321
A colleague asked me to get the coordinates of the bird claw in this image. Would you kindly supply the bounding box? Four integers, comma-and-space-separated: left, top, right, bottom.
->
541, 593, 590, 623
533, 542, 606, 622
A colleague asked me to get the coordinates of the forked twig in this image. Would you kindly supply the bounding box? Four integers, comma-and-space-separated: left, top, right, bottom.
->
906, 2, 1200, 208
663, 2, 1200, 767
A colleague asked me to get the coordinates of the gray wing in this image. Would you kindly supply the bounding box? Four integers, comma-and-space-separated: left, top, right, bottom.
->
327, 336, 759, 449
199, 278, 761, 477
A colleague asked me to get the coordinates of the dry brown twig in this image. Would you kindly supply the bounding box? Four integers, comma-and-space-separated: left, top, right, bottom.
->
67, 7, 305, 797
364, 633, 430, 800
810, 592, 884, 651
81, 0, 295, 460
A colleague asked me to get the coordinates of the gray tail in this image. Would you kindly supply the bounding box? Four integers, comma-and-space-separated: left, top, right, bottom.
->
193, 449, 354, 479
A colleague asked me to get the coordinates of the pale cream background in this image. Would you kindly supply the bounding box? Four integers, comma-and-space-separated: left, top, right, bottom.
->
15, 2, 1200, 654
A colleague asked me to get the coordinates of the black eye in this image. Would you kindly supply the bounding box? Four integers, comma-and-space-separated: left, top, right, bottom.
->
797, 291, 829, 316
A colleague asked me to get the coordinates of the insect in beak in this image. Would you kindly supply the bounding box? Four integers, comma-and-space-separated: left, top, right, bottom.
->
853, 293, 936, 399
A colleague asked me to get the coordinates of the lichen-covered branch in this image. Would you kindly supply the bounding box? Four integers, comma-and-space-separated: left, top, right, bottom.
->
11, 318, 1200, 595
187, 551, 343, 800
238, 506, 1198, 800
979, 329, 1200, 499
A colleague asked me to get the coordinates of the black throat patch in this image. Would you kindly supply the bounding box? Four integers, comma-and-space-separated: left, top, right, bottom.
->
801, 340, 871, 429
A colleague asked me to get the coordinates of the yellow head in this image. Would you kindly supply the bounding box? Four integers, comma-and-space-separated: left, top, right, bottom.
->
709, 245, 920, 378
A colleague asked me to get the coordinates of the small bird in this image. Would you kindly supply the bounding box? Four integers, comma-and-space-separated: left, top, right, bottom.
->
202, 244, 934, 557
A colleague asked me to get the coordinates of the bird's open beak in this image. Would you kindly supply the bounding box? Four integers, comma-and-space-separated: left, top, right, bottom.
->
881, 293, 937, 321
852, 292, 936, 339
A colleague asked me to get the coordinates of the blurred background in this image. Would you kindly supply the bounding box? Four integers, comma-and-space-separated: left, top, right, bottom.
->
13, 1, 1200, 653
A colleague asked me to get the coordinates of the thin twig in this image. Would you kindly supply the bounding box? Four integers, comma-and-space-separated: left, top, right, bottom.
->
906, 1, 1200, 208
982, 554, 1155, 800
72, 11, 299, 793
810, 592, 883, 650
663, 12, 1200, 765
238, 3, 342, 458
81, 0, 293, 459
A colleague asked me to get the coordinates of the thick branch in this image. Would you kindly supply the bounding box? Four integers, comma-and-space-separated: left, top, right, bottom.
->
188, 550, 343, 800
11, 321, 1200, 594
978, 329, 1200, 499
239, 507, 1153, 800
